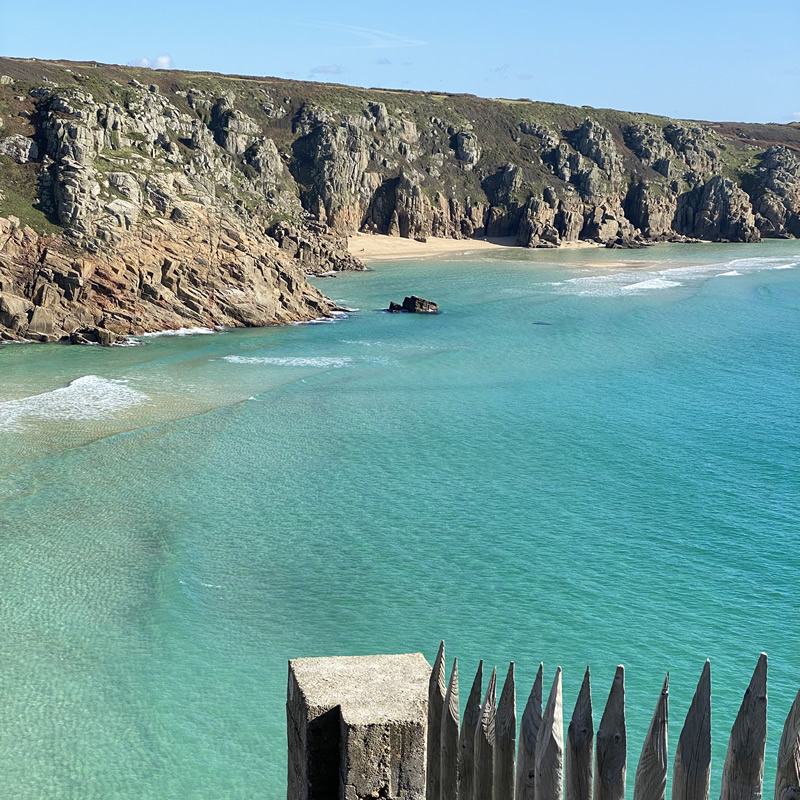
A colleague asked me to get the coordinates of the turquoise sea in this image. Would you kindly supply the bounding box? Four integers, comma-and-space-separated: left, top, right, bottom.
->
0, 241, 798, 798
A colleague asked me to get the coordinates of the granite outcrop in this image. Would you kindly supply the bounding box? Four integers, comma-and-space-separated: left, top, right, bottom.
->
1, 58, 799, 342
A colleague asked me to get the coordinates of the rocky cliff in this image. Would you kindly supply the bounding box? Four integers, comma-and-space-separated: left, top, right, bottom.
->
1, 57, 799, 342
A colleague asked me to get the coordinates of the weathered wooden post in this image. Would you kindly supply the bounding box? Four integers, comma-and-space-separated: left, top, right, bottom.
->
566, 667, 593, 800
633, 674, 669, 800
460, 662, 484, 800
672, 660, 711, 800
495, 663, 517, 800
595, 666, 626, 800
720, 654, 768, 800
429, 642, 447, 800
442, 659, 460, 800
535, 667, 564, 800
775, 689, 800, 800
517, 664, 544, 800
475, 668, 497, 800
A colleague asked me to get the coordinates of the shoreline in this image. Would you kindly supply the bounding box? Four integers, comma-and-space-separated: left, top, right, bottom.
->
347, 233, 601, 262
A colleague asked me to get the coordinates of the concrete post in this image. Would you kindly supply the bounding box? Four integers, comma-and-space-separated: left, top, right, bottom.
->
288, 653, 431, 800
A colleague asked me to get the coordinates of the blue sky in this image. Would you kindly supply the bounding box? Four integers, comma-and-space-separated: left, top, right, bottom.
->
2, 0, 797, 123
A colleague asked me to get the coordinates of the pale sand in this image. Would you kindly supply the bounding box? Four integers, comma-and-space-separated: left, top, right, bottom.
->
347, 233, 600, 261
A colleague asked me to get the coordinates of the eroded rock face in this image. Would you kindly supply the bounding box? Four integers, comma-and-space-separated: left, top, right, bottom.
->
452, 131, 481, 169
2, 57, 800, 341
752, 146, 800, 237
0, 134, 38, 163
0, 212, 334, 342
675, 177, 760, 242
0, 80, 365, 341
624, 124, 673, 177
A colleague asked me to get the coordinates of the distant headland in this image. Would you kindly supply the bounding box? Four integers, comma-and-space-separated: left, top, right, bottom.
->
1, 57, 798, 343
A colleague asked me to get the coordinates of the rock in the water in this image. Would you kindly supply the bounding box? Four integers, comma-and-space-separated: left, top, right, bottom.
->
402, 296, 438, 313
69, 326, 124, 346
387, 295, 439, 313
387, 296, 438, 313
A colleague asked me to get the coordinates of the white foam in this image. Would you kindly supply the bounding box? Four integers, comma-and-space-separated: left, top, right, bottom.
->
659, 256, 800, 281
293, 317, 336, 325
0, 376, 148, 432
550, 252, 799, 297
141, 327, 217, 337
622, 277, 683, 292
556, 273, 648, 297
293, 309, 355, 326
223, 355, 353, 368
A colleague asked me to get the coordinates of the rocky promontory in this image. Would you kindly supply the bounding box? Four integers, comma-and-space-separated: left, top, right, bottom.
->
1, 57, 799, 342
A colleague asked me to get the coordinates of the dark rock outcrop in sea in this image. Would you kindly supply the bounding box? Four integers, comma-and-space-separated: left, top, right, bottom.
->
387, 296, 439, 313
1, 57, 799, 341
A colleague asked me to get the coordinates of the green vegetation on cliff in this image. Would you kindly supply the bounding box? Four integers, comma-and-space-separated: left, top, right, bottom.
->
1, 56, 799, 342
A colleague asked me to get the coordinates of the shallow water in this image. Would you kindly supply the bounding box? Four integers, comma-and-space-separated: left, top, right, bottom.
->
0, 241, 798, 798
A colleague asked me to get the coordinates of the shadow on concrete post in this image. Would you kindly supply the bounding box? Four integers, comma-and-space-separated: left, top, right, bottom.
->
287, 653, 430, 800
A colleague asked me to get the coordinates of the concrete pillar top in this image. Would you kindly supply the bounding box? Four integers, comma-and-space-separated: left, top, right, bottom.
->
288, 652, 431, 725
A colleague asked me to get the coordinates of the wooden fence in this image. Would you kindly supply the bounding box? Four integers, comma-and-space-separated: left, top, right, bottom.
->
426, 642, 798, 800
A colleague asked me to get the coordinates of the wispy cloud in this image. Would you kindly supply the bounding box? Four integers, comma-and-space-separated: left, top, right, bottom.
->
518, 72, 534, 80
132, 54, 172, 69
490, 63, 510, 74
315, 23, 425, 49
793, 111, 800, 120
311, 64, 343, 75
376, 58, 392, 65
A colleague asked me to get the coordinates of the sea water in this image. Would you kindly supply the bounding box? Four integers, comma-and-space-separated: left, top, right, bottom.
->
0, 241, 798, 798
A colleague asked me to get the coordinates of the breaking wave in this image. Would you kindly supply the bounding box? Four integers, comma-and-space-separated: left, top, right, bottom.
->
0, 376, 148, 432
141, 327, 218, 337
222, 355, 353, 368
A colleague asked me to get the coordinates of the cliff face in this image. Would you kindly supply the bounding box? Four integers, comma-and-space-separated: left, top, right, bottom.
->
1, 58, 800, 342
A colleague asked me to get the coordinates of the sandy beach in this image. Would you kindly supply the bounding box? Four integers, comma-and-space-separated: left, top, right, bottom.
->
347, 233, 600, 261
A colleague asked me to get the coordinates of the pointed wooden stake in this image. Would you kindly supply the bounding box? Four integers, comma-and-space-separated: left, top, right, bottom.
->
460, 661, 484, 800
535, 667, 564, 800
595, 665, 626, 800
720, 654, 768, 800
495, 663, 517, 800
672, 660, 711, 800
516, 663, 543, 800
634, 673, 669, 800
775, 688, 800, 800
474, 667, 497, 800
441, 658, 460, 800
428, 641, 447, 800
566, 667, 594, 800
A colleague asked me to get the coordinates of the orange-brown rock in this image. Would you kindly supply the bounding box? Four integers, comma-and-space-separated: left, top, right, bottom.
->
0, 211, 334, 342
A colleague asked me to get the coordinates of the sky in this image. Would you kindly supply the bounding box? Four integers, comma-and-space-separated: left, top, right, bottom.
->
1, 0, 798, 124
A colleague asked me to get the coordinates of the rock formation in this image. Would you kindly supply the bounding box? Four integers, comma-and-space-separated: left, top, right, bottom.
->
1, 57, 800, 342
387, 296, 439, 313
